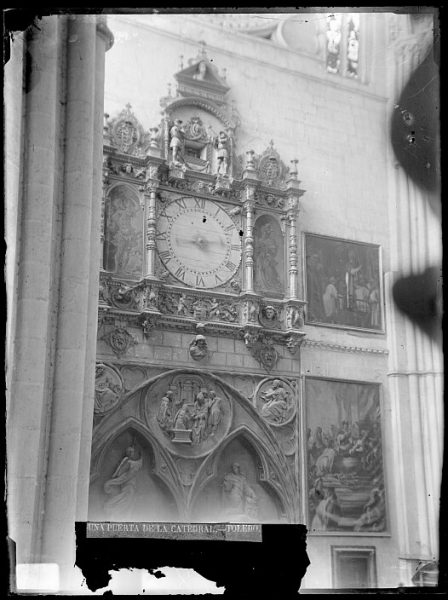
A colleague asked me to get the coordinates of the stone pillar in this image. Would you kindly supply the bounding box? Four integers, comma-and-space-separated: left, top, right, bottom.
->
286, 161, 304, 300
6, 14, 113, 590
7, 15, 64, 566
385, 31, 442, 585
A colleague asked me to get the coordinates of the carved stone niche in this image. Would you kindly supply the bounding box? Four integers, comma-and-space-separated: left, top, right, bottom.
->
90, 369, 299, 523
189, 436, 288, 523
88, 428, 181, 523
253, 214, 286, 298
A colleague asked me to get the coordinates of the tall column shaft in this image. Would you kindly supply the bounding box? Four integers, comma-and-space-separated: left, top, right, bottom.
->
7, 16, 64, 564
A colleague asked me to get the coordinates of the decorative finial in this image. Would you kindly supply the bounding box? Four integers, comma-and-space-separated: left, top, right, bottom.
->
221, 67, 227, 81
269, 139, 275, 149
149, 127, 159, 148
245, 150, 256, 171
289, 159, 299, 179
198, 40, 207, 59
125, 103, 132, 112
167, 82, 172, 97
179, 54, 184, 70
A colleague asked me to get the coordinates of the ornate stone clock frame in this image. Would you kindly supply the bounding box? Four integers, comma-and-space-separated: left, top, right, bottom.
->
92, 45, 307, 524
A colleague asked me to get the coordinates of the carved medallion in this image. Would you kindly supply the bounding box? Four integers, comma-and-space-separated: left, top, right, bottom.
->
254, 378, 296, 426
101, 327, 138, 358
144, 373, 232, 458
94, 363, 123, 415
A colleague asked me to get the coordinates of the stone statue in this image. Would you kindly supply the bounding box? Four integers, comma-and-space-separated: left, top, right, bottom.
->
215, 131, 229, 176
177, 293, 188, 316
193, 60, 207, 80
170, 119, 185, 166
222, 462, 258, 521
260, 379, 290, 424
189, 334, 208, 361
207, 390, 222, 436
103, 445, 143, 520
157, 390, 174, 430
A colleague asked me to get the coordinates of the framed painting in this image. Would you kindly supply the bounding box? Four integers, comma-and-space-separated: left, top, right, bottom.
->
305, 377, 386, 534
304, 233, 384, 332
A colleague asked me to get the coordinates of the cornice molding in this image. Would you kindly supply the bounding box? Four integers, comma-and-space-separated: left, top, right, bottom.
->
304, 339, 388, 355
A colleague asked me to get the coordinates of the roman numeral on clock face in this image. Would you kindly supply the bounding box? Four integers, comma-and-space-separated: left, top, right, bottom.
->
214, 273, 223, 284
159, 250, 173, 263
196, 273, 206, 287
194, 198, 205, 210
231, 243, 241, 251
174, 198, 187, 210
175, 266, 186, 281
225, 260, 237, 272
224, 224, 235, 233
156, 231, 168, 241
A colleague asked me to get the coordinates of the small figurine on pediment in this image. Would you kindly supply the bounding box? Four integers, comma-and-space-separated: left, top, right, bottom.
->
193, 60, 208, 80
170, 119, 185, 166
215, 131, 230, 177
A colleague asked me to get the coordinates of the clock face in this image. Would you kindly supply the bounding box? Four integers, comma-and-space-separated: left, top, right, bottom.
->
156, 196, 242, 288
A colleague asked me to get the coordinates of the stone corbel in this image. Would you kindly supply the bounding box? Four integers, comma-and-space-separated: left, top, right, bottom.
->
139, 312, 161, 340
284, 331, 306, 355
239, 325, 279, 372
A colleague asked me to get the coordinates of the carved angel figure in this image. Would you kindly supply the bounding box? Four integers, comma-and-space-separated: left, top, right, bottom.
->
103, 445, 143, 520
260, 379, 290, 424
222, 463, 259, 520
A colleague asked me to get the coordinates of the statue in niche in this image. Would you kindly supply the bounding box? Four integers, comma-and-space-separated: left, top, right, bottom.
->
254, 221, 282, 291
170, 119, 185, 166
260, 379, 291, 425
222, 462, 259, 521
214, 131, 230, 177
103, 445, 143, 520
189, 334, 208, 361
193, 60, 207, 80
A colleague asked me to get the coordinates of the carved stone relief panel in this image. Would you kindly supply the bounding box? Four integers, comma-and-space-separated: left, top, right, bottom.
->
94, 363, 124, 416
253, 214, 285, 296
88, 429, 180, 522
254, 377, 296, 426
103, 184, 143, 278
190, 436, 284, 523
143, 372, 233, 458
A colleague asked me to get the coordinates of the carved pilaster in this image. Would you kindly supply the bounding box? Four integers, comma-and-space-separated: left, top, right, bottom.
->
142, 160, 163, 280
242, 164, 259, 294
285, 162, 305, 300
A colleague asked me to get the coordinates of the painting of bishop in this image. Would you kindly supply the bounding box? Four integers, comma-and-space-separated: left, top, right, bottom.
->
305, 234, 382, 331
